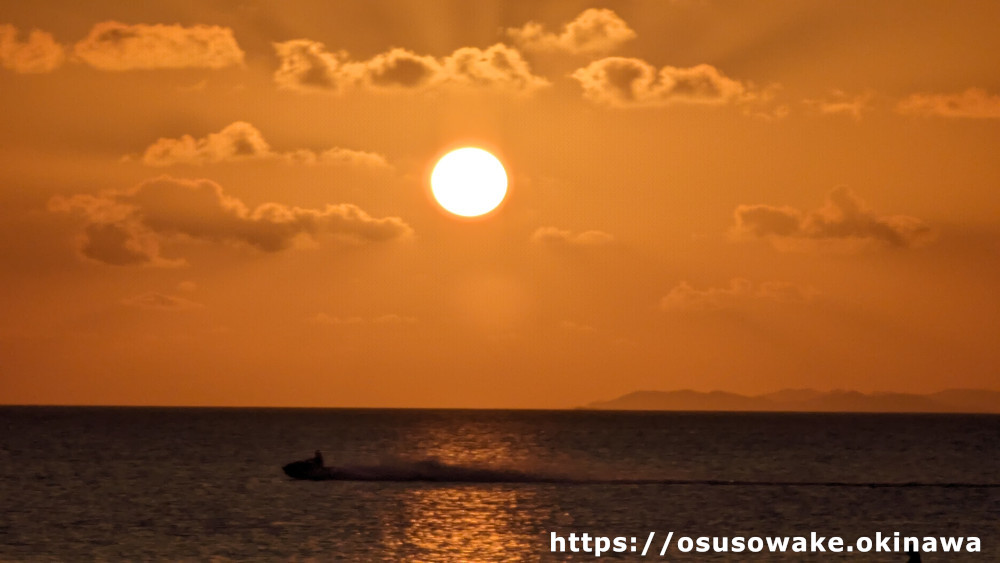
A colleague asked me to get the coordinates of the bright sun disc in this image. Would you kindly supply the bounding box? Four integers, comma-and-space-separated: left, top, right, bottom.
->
431, 147, 507, 217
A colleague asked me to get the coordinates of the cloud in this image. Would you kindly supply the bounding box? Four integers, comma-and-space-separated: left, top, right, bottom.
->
0, 24, 64, 73
136, 122, 389, 168
273, 41, 548, 95
283, 147, 390, 168
507, 8, 636, 54
1, 22, 244, 74
311, 313, 416, 325
756, 281, 817, 303
803, 90, 874, 120
122, 292, 202, 311
73, 21, 244, 71
660, 278, 817, 311
531, 226, 614, 246
49, 176, 413, 266
897, 88, 1000, 119
573, 58, 761, 108
77, 221, 166, 266
732, 187, 933, 251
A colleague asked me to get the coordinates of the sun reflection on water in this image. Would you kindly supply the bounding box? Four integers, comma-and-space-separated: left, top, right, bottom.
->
398, 415, 544, 468
379, 485, 548, 562
366, 413, 566, 560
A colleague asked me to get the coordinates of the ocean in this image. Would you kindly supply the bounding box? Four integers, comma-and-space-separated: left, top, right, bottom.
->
0, 407, 996, 561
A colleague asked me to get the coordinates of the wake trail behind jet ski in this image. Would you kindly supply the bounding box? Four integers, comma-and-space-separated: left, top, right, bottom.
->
281, 455, 999, 488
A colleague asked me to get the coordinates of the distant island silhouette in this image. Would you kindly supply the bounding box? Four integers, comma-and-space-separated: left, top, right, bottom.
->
583, 389, 1000, 414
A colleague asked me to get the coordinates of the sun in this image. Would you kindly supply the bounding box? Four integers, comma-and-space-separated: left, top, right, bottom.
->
430, 147, 508, 217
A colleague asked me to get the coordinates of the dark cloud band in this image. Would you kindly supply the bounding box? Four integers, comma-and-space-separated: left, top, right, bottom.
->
50, 176, 412, 266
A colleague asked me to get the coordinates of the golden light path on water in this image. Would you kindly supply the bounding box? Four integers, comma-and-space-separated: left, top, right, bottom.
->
374, 415, 554, 560
380, 487, 547, 561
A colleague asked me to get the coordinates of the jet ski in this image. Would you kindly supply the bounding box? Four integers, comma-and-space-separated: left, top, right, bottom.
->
282, 450, 338, 480
282, 458, 340, 480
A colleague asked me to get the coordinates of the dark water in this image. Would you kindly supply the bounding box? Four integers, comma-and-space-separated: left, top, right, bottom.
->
1, 407, 997, 561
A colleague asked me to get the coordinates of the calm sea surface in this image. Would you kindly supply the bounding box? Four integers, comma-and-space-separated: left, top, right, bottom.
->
0, 407, 997, 561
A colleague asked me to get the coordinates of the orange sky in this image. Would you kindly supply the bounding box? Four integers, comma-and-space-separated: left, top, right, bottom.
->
2, 1, 999, 408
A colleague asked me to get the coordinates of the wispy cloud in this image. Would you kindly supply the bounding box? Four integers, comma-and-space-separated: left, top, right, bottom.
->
0, 24, 64, 73
134, 122, 389, 168
49, 176, 413, 266
273, 41, 548, 95
732, 187, 933, 252
897, 88, 1000, 119
73, 22, 244, 71
660, 278, 817, 311
571, 58, 780, 115
803, 90, 874, 120
2, 22, 244, 74
507, 9, 636, 54
531, 226, 614, 246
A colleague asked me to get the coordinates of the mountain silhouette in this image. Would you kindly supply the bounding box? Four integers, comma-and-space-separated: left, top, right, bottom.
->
583, 388, 1000, 413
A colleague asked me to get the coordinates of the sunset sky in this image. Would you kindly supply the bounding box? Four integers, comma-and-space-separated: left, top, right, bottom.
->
2, 1, 999, 408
